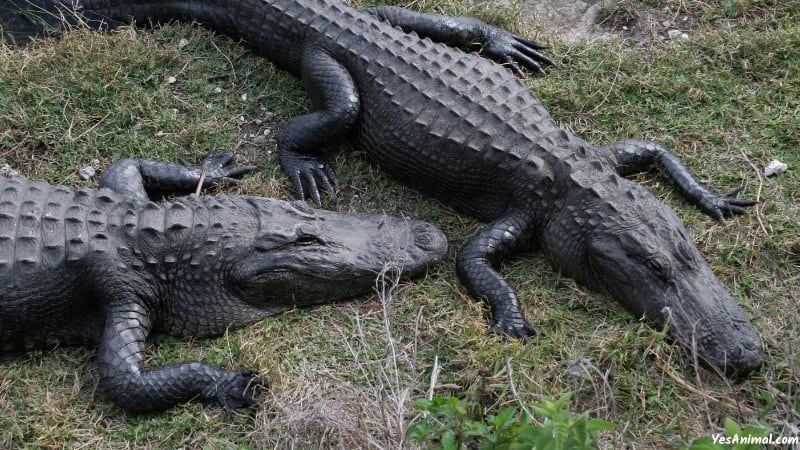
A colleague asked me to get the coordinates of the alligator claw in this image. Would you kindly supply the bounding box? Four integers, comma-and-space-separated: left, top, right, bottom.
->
186, 147, 256, 188
280, 150, 339, 207
482, 27, 554, 75
700, 186, 757, 221
488, 318, 538, 339
210, 369, 267, 416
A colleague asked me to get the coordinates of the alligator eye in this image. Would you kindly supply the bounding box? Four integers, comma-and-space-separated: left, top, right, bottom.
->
647, 255, 673, 280
295, 233, 322, 246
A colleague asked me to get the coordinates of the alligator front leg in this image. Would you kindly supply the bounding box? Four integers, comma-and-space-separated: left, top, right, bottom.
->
98, 297, 264, 414
455, 211, 537, 338
99, 150, 255, 201
365, 6, 554, 75
602, 139, 757, 220
279, 47, 360, 206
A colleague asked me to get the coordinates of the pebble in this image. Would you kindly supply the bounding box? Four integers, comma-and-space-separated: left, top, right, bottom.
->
1, 164, 19, 177
764, 159, 788, 177
667, 29, 689, 40
79, 165, 96, 180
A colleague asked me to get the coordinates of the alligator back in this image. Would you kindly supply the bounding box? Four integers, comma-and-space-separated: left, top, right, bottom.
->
0, 175, 128, 350
0, 174, 258, 350
335, 20, 567, 217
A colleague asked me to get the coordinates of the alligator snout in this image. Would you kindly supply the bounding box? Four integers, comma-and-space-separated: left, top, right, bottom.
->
723, 333, 764, 378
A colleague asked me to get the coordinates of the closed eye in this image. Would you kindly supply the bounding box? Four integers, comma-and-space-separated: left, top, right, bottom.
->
646, 255, 673, 280
296, 233, 324, 246
628, 253, 673, 281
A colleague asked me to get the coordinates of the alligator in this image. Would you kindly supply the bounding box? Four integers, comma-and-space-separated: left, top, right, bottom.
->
1, 0, 763, 376
0, 152, 448, 413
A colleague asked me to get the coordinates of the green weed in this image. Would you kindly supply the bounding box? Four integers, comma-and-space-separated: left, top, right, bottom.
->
408, 393, 617, 449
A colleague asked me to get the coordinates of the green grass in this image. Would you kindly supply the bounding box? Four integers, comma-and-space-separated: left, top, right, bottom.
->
1, 0, 798, 448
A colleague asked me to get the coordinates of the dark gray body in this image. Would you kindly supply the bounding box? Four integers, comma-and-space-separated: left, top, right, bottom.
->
2, 0, 763, 376
0, 156, 447, 412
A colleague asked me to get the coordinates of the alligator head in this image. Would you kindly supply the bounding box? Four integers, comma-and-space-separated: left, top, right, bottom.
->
543, 175, 763, 377
231, 198, 448, 308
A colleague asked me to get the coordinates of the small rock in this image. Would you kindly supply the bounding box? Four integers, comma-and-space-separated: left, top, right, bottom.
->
1, 164, 19, 177
764, 159, 788, 177
667, 29, 689, 40
79, 166, 96, 180
567, 358, 592, 382
252, 135, 268, 145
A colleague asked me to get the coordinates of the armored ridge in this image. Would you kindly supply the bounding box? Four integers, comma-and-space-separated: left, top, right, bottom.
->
0, 175, 267, 350
0, 157, 447, 412
4, 0, 763, 376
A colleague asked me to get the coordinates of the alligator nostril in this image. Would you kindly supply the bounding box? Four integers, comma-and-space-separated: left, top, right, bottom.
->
742, 336, 762, 352
413, 225, 435, 250
727, 342, 764, 377
412, 222, 446, 253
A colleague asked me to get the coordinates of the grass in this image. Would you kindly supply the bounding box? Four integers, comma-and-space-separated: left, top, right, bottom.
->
1, 0, 798, 448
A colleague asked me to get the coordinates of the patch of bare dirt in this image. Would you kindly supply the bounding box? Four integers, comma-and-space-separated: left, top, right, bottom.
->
511, 0, 706, 44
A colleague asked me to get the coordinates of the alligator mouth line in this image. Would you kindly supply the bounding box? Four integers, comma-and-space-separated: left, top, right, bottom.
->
263, 267, 386, 282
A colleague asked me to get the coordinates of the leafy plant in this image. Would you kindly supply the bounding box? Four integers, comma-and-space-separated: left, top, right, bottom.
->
407, 393, 617, 449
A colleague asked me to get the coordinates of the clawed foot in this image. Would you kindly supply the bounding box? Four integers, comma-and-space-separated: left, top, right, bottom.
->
481, 26, 555, 76
698, 186, 757, 221
280, 150, 339, 207
206, 369, 267, 416
488, 317, 538, 340
181, 147, 256, 189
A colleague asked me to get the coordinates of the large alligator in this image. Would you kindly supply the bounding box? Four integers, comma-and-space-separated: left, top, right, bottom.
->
2, 0, 763, 376
0, 153, 448, 413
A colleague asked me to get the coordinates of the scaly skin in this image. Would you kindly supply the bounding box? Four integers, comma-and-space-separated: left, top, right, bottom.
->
0, 152, 447, 413
2, 0, 763, 376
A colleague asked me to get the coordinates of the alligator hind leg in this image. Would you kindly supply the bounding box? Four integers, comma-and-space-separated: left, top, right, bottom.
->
98, 295, 264, 414
279, 47, 360, 207
365, 6, 554, 75
99, 149, 255, 201
456, 211, 537, 338
601, 139, 756, 220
